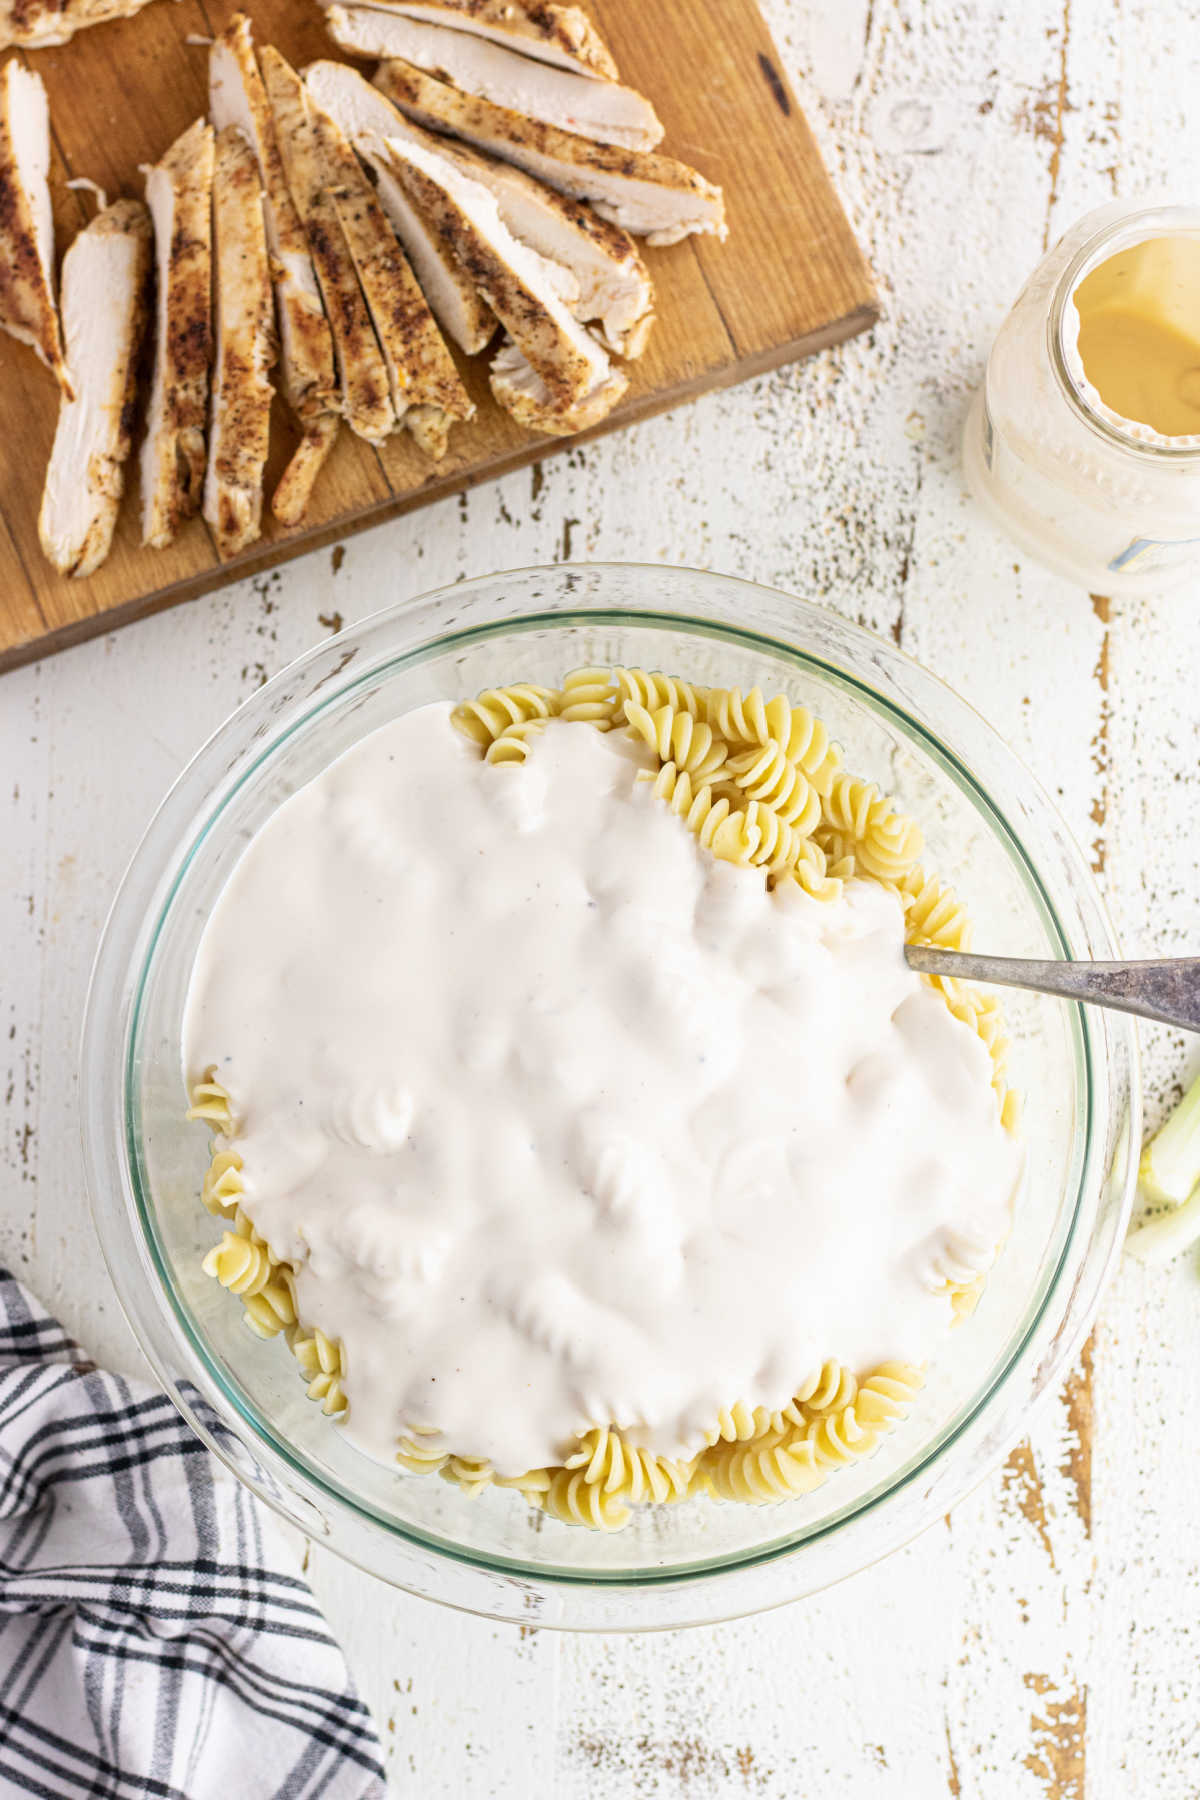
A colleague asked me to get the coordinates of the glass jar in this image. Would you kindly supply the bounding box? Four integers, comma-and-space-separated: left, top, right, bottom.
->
964, 201, 1200, 594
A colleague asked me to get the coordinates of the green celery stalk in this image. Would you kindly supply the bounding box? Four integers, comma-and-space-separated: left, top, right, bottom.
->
1126, 1185, 1200, 1267
1138, 1067, 1200, 1206
1126, 1067, 1200, 1266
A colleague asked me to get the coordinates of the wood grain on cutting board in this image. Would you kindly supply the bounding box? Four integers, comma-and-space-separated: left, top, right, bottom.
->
0, 0, 878, 671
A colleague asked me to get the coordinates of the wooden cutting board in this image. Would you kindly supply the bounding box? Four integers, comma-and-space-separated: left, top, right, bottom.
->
0, 0, 878, 673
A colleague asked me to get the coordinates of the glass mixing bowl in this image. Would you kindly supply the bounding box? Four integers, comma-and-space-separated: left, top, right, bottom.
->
81, 565, 1139, 1630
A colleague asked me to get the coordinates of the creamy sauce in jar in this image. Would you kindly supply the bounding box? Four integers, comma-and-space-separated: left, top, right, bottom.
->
1074, 235, 1200, 438
964, 202, 1200, 595
183, 706, 1022, 1476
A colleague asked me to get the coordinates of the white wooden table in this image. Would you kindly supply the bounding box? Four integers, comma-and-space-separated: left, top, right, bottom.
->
3, 2, 1199, 1793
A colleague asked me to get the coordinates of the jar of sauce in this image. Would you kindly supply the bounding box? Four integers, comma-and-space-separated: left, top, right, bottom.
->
964, 202, 1200, 594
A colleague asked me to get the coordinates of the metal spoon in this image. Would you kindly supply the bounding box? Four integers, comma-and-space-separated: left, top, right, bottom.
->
904, 946, 1200, 1033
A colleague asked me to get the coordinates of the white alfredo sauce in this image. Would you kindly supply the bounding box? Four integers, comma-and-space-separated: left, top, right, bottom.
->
183, 705, 1023, 1477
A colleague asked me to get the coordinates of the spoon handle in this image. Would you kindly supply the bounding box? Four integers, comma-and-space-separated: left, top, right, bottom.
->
903, 946, 1200, 1033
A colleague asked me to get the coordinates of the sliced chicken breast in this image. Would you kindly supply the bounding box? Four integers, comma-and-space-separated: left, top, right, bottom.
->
361, 146, 495, 358
306, 58, 650, 358
261, 45, 395, 446
373, 130, 608, 407
272, 410, 340, 526
38, 198, 151, 577
0, 0, 157, 51
406, 402, 451, 459
455, 154, 653, 356
318, 0, 617, 82
306, 92, 472, 450
324, 7, 660, 151
489, 333, 625, 435
303, 58, 494, 355
0, 61, 69, 394
140, 118, 214, 549
374, 61, 727, 244
210, 15, 339, 521
203, 127, 276, 558
210, 17, 335, 422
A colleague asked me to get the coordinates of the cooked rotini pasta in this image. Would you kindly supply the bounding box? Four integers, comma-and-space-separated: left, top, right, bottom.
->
726, 740, 821, 833
564, 1428, 695, 1504
634, 761, 735, 852
558, 665, 617, 727
189, 667, 1020, 1529
450, 683, 559, 746
484, 718, 549, 764
623, 700, 729, 783
289, 1328, 348, 1416
613, 667, 704, 718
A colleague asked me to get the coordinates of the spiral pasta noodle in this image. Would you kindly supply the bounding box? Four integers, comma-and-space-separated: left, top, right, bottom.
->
706, 684, 793, 748
451, 683, 559, 747
201, 1147, 244, 1217
558, 666, 617, 727
537, 1467, 633, 1530
485, 718, 548, 764
564, 1428, 694, 1504
289, 1327, 348, 1415
191, 666, 1020, 1529
612, 667, 704, 718
187, 1075, 236, 1131
623, 700, 728, 784
635, 762, 734, 852
824, 775, 924, 882
396, 1423, 451, 1475
726, 740, 821, 834
442, 1455, 496, 1497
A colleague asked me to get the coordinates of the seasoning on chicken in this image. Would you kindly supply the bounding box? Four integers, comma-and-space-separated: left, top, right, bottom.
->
38, 199, 151, 576
323, 7, 660, 150
374, 59, 726, 244
307, 89, 473, 456
0, 61, 69, 394
210, 15, 339, 524
317, 0, 618, 82
304, 58, 495, 356
203, 126, 277, 557
0, 0, 160, 52
372, 131, 626, 432
488, 334, 626, 436
140, 118, 214, 548
309, 59, 653, 360
261, 44, 395, 446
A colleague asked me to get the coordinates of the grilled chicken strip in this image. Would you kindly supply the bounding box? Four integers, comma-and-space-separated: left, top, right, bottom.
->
307, 60, 649, 357
271, 410, 340, 523
0, 62, 69, 394
374, 61, 726, 244
203, 127, 276, 557
0, 0, 158, 50
307, 92, 472, 453
324, 7, 660, 151
317, 0, 617, 81
210, 15, 339, 525
38, 199, 151, 576
373, 132, 615, 413
489, 333, 624, 436
261, 45, 395, 445
448, 149, 652, 356
303, 58, 494, 355
140, 118, 214, 548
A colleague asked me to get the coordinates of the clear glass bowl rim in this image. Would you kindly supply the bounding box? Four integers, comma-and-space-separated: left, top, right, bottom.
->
81, 563, 1140, 1630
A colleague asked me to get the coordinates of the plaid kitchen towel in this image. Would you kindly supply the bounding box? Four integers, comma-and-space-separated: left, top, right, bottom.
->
0, 1269, 386, 1800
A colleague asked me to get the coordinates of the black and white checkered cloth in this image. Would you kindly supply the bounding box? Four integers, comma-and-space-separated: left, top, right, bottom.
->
0, 1269, 386, 1800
